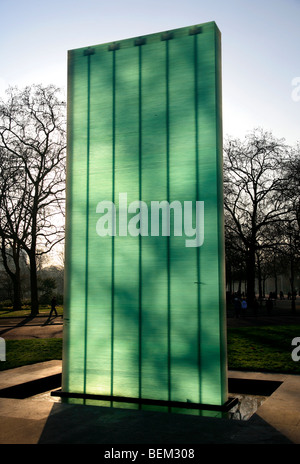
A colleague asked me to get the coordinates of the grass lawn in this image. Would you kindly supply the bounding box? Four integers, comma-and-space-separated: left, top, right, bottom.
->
0, 305, 63, 318
1, 338, 63, 371
1, 324, 300, 374
227, 325, 300, 374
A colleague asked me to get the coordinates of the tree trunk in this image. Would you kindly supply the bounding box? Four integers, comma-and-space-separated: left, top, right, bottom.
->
1, 238, 22, 311
12, 270, 22, 312
226, 263, 232, 294
12, 245, 22, 311
262, 277, 266, 299
238, 278, 242, 296
256, 254, 263, 299
290, 258, 296, 313
29, 194, 39, 316
246, 248, 256, 309
274, 272, 278, 299
29, 251, 39, 316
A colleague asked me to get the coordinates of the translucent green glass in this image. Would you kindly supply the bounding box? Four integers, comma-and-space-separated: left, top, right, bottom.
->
62, 21, 227, 408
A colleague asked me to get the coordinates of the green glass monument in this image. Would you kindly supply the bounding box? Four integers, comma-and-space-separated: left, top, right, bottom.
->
61, 21, 228, 411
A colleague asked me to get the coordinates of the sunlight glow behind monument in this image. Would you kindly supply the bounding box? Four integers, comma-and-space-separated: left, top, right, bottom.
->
61, 21, 228, 410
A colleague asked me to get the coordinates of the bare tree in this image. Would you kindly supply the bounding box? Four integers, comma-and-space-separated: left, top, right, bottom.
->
0, 148, 26, 310
0, 84, 66, 315
281, 146, 300, 311
224, 128, 289, 307
225, 212, 247, 295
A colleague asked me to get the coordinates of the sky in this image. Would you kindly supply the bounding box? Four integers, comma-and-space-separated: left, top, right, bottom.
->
1, 0, 300, 146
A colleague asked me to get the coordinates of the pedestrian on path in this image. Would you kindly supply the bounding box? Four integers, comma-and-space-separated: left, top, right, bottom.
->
241, 298, 247, 315
49, 296, 58, 317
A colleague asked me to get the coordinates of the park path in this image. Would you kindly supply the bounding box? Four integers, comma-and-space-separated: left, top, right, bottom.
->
0, 316, 63, 340
0, 298, 299, 339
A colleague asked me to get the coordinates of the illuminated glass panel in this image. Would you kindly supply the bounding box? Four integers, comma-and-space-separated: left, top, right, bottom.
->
62, 21, 227, 408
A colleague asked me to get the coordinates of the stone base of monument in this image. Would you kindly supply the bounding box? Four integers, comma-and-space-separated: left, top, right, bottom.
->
51, 389, 238, 413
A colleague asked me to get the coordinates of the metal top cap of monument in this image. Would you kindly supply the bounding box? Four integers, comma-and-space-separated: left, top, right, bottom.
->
67, 21, 221, 55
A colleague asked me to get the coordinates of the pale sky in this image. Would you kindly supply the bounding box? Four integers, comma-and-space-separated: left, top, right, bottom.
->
1, 0, 300, 146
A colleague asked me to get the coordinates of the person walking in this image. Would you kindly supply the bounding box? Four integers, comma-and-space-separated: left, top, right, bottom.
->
241, 298, 247, 316
50, 296, 58, 317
